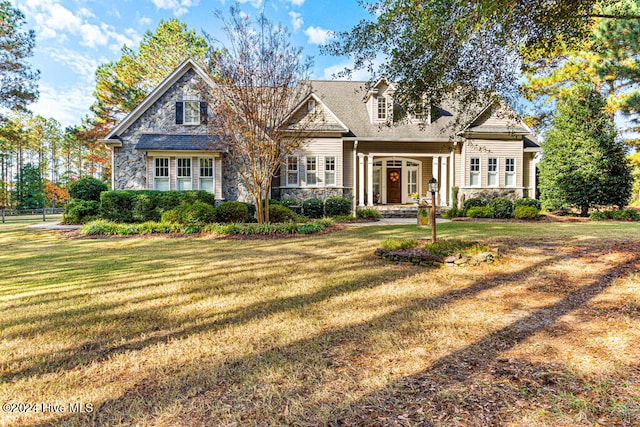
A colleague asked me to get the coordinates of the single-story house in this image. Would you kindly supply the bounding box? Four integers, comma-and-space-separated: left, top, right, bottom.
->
101, 59, 541, 208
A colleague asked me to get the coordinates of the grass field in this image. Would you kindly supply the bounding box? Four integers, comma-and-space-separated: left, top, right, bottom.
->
1, 220, 639, 426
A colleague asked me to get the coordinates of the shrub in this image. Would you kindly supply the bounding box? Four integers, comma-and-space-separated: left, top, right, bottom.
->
490, 198, 514, 219
279, 199, 302, 215
589, 209, 640, 221
68, 177, 108, 202
163, 202, 216, 225
466, 206, 494, 218
62, 199, 101, 224
381, 238, 419, 251
514, 205, 540, 220
356, 208, 381, 220
132, 193, 161, 222
462, 197, 488, 214
515, 198, 541, 210
215, 201, 249, 223
243, 203, 256, 222
442, 207, 462, 219
268, 204, 296, 223
303, 198, 324, 218
324, 197, 352, 217
100, 191, 136, 222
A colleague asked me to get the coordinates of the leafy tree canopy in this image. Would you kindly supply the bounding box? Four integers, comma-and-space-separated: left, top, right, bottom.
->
324, 0, 638, 112
539, 83, 633, 215
0, 0, 39, 119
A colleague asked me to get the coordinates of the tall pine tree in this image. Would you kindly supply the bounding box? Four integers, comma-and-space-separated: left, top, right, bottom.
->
539, 84, 632, 216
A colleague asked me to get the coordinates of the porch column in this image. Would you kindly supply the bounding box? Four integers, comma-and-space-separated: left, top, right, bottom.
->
358, 153, 365, 206
432, 156, 440, 206
449, 150, 455, 208
367, 155, 374, 206
440, 156, 448, 206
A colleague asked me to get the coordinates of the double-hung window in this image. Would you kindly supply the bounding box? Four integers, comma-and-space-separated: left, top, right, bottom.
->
154, 158, 170, 191
377, 96, 387, 120
487, 158, 498, 187
470, 157, 480, 187
199, 158, 214, 193
505, 158, 516, 187
286, 156, 298, 186
325, 156, 336, 186
177, 158, 192, 190
306, 156, 317, 186
183, 98, 200, 125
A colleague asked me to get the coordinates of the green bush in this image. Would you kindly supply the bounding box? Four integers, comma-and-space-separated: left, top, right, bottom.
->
462, 197, 488, 215
589, 209, 640, 221
163, 202, 216, 225
324, 197, 352, 217
215, 201, 249, 223
356, 208, 381, 220
132, 193, 160, 222
381, 238, 419, 251
100, 191, 136, 222
68, 177, 108, 202
303, 198, 324, 218
466, 206, 494, 218
442, 207, 462, 219
515, 198, 541, 210
243, 203, 256, 221
514, 205, 540, 220
62, 199, 101, 224
490, 198, 514, 219
268, 204, 296, 223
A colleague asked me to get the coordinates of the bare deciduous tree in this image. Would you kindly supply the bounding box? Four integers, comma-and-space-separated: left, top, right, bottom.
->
204, 5, 317, 224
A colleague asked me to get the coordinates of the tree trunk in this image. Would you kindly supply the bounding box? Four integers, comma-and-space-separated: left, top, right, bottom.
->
581, 205, 589, 217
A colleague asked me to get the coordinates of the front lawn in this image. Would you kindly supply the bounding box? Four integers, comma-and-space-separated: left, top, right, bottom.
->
1, 221, 639, 426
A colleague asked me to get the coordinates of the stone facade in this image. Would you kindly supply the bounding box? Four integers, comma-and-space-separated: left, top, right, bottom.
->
221, 155, 252, 203
277, 187, 351, 202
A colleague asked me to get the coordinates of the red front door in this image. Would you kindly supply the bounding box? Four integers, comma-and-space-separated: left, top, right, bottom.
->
387, 168, 401, 203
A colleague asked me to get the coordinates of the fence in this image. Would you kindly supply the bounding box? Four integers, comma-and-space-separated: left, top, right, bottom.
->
1, 208, 65, 223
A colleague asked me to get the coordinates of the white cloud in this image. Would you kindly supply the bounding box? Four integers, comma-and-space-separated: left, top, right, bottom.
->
79, 23, 109, 47
236, 0, 263, 8
304, 26, 334, 45
322, 60, 374, 81
150, 0, 199, 17
289, 11, 303, 31
30, 82, 95, 128
43, 48, 101, 82
289, 0, 304, 5
138, 16, 153, 27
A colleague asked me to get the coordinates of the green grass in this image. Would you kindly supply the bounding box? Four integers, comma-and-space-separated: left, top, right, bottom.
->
1, 220, 640, 426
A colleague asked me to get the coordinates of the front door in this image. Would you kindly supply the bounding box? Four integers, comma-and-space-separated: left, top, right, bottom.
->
387, 168, 401, 203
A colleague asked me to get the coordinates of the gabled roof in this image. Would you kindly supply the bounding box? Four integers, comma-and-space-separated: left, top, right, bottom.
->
283, 92, 349, 134
103, 58, 216, 140
459, 100, 529, 136
135, 134, 226, 151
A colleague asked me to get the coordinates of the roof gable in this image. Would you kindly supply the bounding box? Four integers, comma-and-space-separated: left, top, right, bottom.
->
283, 92, 349, 133
104, 58, 216, 140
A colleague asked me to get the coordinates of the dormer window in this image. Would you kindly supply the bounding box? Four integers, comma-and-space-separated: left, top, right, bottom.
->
377, 96, 387, 120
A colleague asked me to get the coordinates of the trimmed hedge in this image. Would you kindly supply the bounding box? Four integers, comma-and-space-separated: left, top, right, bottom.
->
515, 198, 541, 210
62, 199, 101, 224
462, 197, 488, 214
303, 198, 324, 219
589, 209, 640, 221
100, 190, 215, 223
324, 197, 351, 217
68, 177, 108, 202
466, 206, 494, 218
161, 202, 216, 225
268, 204, 296, 223
215, 201, 249, 223
514, 206, 540, 220
490, 198, 514, 219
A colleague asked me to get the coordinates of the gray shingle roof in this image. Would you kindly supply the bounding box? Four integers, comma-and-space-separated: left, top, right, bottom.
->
135, 134, 226, 151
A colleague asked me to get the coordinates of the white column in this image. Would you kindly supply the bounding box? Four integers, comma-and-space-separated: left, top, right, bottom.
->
367, 155, 374, 206
449, 150, 455, 208
432, 156, 440, 206
358, 153, 365, 206
440, 156, 448, 206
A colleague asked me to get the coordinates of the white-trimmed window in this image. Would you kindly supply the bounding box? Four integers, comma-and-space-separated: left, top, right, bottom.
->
307, 99, 316, 113
286, 156, 298, 186
154, 158, 169, 191
470, 157, 480, 187
177, 158, 192, 190
306, 156, 317, 186
505, 158, 516, 187
325, 156, 336, 186
183, 96, 200, 125
199, 158, 214, 193
488, 158, 498, 187
377, 96, 387, 120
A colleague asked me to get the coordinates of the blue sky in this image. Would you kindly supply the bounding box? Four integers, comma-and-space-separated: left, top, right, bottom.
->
13, 0, 373, 128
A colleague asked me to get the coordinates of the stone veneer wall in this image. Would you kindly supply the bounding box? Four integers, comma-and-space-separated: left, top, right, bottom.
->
113, 69, 216, 190
221, 155, 252, 203
278, 187, 351, 202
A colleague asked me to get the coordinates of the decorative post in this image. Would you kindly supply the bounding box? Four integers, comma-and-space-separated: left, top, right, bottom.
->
428, 177, 438, 243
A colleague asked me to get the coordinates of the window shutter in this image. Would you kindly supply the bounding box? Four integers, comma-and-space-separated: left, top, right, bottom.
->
175, 102, 183, 124
200, 101, 208, 125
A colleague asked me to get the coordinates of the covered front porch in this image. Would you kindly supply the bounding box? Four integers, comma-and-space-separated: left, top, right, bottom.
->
355, 152, 454, 208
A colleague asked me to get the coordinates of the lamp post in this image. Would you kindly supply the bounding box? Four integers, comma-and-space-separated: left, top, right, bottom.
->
428, 177, 438, 243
